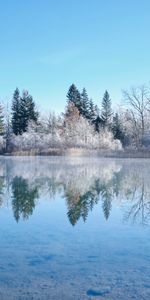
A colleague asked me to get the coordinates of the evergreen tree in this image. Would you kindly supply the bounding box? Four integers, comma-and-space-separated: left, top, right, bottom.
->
94, 115, 104, 132
67, 84, 82, 114
0, 104, 4, 135
20, 90, 38, 133
94, 104, 99, 116
88, 99, 97, 124
101, 90, 113, 128
112, 113, 125, 144
11, 88, 22, 135
12, 89, 38, 135
80, 88, 90, 119
92, 104, 105, 132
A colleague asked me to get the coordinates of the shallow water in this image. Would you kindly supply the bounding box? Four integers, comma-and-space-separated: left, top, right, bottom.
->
0, 157, 150, 299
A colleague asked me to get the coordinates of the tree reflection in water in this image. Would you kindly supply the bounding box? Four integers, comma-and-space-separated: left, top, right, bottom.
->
0, 176, 5, 206
11, 176, 39, 222
0, 158, 150, 225
123, 181, 150, 225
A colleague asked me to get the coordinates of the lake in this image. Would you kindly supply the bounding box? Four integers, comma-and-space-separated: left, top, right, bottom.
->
0, 157, 150, 299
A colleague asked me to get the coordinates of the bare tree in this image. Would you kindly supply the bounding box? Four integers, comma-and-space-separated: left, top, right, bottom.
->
123, 85, 150, 146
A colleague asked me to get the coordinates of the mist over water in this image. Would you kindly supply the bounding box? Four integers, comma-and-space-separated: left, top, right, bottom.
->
0, 157, 150, 299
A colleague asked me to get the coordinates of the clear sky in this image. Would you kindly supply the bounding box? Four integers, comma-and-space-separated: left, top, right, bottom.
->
0, 0, 150, 113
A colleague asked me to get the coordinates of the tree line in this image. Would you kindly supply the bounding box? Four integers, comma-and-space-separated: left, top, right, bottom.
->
66, 84, 124, 142
0, 83, 150, 153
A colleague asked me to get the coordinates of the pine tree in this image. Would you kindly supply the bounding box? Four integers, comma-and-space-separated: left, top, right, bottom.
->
11, 88, 22, 135
67, 84, 82, 114
20, 90, 38, 133
101, 90, 113, 128
112, 113, 125, 144
94, 115, 103, 132
92, 104, 104, 132
80, 88, 90, 119
0, 104, 4, 135
12, 89, 38, 135
88, 99, 97, 124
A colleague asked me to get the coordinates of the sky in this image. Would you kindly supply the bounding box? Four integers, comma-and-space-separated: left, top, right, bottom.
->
0, 0, 150, 114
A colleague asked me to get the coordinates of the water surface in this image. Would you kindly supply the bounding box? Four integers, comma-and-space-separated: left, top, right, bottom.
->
0, 157, 150, 299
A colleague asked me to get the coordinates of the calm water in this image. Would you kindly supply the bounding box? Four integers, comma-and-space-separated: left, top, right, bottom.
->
0, 157, 150, 300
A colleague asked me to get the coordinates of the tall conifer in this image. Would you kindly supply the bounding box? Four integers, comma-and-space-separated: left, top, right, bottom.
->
101, 90, 112, 128
67, 84, 82, 114
80, 88, 90, 119
11, 88, 22, 135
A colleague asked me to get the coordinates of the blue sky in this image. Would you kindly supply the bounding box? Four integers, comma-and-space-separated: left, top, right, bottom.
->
0, 0, 150, 113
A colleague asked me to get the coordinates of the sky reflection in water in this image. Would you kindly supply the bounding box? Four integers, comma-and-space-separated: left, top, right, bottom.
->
0, 157, 150, 300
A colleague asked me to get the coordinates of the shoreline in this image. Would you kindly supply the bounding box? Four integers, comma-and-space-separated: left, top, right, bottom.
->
2, 148, 150, 158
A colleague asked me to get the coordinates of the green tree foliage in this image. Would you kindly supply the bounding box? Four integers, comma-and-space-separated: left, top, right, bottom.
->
11, 176, 39, 222
66, 180, 100, 225
101, 90, 113, 128
20, 90, 38, 133
11, 88, 22, 135
67, 84, 82, 114
66, 85, 115, 135
94, 115, 104, 132
91, 104, 104, 132
88, 99, 97, 123
80, 88, 90, 119
112, 113, 125, 144
102, 191, 112, 220
11, 89, 38, 135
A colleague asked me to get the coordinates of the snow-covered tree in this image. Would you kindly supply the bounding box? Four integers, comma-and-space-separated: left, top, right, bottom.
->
97, 129, 122, 151
101, 90, 113, 128
0, 104, 4, 136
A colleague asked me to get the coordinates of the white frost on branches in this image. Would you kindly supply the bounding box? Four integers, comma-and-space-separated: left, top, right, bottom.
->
10, 117, 122, 152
